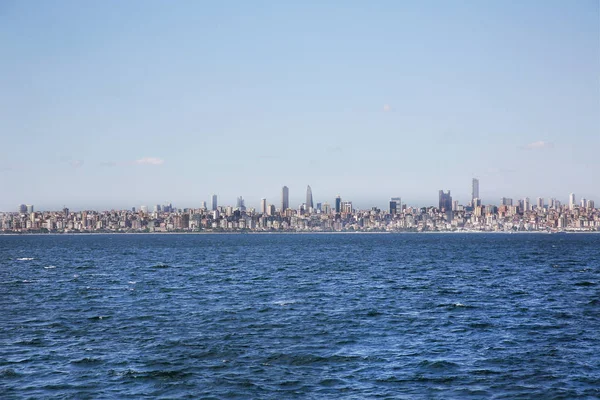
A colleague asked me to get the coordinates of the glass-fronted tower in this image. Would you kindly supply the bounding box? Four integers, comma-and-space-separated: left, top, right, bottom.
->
472, 178, 479, 203
306, 185, 313, 210
281, 186, 289, 211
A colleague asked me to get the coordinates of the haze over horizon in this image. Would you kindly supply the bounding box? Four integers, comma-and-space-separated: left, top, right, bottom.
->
1, 1, 598, 212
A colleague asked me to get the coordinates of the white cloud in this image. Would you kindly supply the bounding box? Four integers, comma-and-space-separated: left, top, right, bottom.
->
134, 157, 165, 165
523, 141, 554, 150
383, 104, 391, 112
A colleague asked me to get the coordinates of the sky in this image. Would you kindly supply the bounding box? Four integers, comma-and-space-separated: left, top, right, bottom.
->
0, 0, 598, 211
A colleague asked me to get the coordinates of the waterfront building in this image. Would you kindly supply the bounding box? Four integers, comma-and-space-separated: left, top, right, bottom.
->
212, 194, 218, 211
335, 196, 342, 213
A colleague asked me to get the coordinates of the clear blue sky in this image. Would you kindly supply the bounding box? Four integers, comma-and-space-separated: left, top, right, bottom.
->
1, 0, 598, 211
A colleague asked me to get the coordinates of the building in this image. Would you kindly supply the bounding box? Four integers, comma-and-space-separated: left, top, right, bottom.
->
26, 205, 34, 213
260, 198, 267, 215
236, 196, 245, 210
587, 200, 595, 210
501, 197, 513, 206
390, 197, 401, 215
212, 194, 218, 211
335, 196, 342, 213
438, 190, 452, 211
306, 185, 314, 211
472, 178, 479, 204
19, 204, 27, 213
281, 186, 289, 211
537, 197, 544, 209
569, 193, 575, 210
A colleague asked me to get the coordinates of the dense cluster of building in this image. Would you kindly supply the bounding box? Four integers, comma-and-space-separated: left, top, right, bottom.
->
2, 181, 598, 233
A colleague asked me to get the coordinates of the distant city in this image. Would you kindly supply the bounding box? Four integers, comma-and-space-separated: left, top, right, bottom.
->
2, 179, 598, 233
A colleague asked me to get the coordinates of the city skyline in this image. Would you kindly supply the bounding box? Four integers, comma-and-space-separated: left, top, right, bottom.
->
8, 181, 596, 213
4, 189, 597, 234
1, 1, 598, 211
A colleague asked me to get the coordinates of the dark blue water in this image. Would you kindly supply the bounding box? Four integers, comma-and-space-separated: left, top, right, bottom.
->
1, 233, 599, 399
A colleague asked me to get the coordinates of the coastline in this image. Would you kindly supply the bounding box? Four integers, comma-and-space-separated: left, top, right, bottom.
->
1, 230, 598, 236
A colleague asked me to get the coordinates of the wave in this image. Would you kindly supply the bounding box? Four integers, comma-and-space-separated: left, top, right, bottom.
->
272, 300, 298, 306
44, 266, 56, 269
88, 315, 111, 320
109, 368, 192, 380
417, 359, 460, 369
16, 257, 34, 261
70, 357, 104, 365
575, 281, 596, 287
0, 368, 20, 378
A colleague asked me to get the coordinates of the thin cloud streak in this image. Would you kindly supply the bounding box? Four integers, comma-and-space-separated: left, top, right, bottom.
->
135, 157, 164, 166
99, 158, 165, 167
523, 141, 554, 150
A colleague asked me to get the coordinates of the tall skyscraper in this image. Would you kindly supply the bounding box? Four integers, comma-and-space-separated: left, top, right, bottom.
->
260, 198, 267, 214
211, 194, 218, 211
438, 190, 452, 211
390, 197, 401, 215
587, 200, 595, 210
26, 204, 34, 213
569, 193, 575, 210
306, 185, 313, 210
236, 196, 245, 210
18, 204, 27, 213
335, 196, 342, 213
281, 186, 289, 211
472, 178, 479, 203
537, 197, 544, 209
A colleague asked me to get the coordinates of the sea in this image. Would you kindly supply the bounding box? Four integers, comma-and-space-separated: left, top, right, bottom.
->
1, 233, 599, 399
